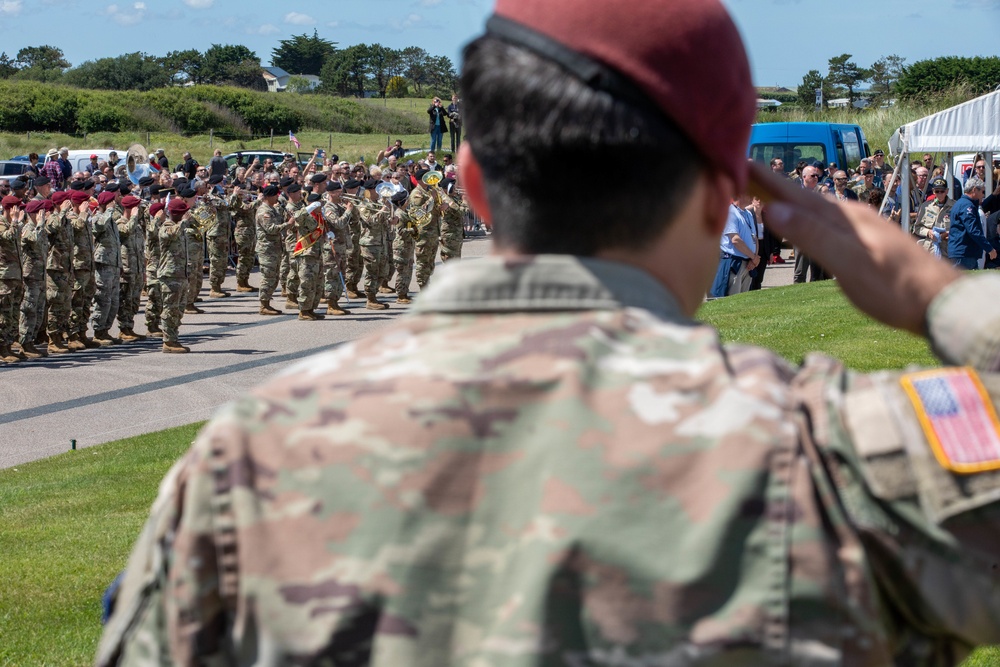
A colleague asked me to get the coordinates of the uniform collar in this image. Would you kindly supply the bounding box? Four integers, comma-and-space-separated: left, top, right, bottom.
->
413, 254, 689, 321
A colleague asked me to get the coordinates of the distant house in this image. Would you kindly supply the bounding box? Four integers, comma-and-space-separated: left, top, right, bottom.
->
828, 97, 870, 109
756, 86, 794, 95
262, 66, 291, 93
757, 98, 782, 109
293, 75, 321, 92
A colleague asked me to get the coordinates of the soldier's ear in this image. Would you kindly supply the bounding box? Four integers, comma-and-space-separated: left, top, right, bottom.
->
457, 143, 489, 228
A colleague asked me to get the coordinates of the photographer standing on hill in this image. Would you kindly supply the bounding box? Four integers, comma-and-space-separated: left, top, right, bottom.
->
447, 93, 462, 152
427, 96, 447, 152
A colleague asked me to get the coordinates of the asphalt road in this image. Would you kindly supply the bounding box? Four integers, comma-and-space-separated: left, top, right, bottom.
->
0, 239, 797, 469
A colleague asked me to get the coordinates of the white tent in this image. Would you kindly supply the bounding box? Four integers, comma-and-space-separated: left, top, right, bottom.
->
888, 89, 1000, 230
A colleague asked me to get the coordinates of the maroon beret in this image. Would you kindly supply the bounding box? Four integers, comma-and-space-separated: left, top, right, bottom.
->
149, 202, 165, 216
120, 195, 141, 208
69, 190, 91, 204
25, 199, 47, 214
2, 195, 22, 209
167, 199, 190, 214
97, 191, 117, 206
51, 191, 70, 205
489, 0, 755, 190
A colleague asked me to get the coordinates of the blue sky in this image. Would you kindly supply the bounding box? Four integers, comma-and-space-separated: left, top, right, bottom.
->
0, 0, 997, 88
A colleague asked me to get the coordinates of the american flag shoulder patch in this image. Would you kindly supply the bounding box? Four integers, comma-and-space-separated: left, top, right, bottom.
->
900, 367, 1000, 474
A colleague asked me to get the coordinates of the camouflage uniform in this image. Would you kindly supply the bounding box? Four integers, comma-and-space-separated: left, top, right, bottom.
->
115, 208, 143, 334
359, 202, 391, 300
90, 207, 121, 334
392, 206, 416, 297
0, 212, 23, 348
144, 205, 163, 333
44, 204, 74, 339
321, 200, 352, 305
254, 202, 286, 307
344, 203, 363, 293
69, 208, 96, 339
98, 258, 1000, 667
156, 216, 188, 345
410, 185, 441, 289
438, 191, 467, 262
18, 214, 48, 345
205, 193, 230, 293
282, 201, 301, 305
912, 196, 954, 257
183, 207, 204, 308
231, 193, 256, 288
288, 201, 323, 312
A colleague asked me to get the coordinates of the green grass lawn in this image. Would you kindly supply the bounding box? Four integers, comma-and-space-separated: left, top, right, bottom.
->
1, 281, 998, 665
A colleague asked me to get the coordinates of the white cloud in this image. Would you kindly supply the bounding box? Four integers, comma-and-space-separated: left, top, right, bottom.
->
134, 1, 145, 8
0, 0, 22, 14
249, 23, 280, 35
105, 1, 145, 25
182, 0, 213, 8
419, 0, 442, 6
284, 11, 314, 25
390, 13, 423, 29
326, 20, 339, 28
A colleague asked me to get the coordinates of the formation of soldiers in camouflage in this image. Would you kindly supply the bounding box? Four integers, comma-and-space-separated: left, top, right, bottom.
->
0, 159, 469, 360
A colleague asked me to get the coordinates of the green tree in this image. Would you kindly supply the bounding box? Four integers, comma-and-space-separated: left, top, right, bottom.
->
285, 75, 314, 94
797, 70, 833, 109
15, 45, 69, 71
64, 53, 170, 91
386, 75, 408, 98
869, 54, 906, 98
367, 44, 402, 99
201, 44, 260, 87
402, 46, 430, 96
0, 52, 18, 79
319, 44, 370, 97
827, 53, 870, 107
271, 30, 337, 76
163, 49, 204, 84
895, 56, 1000, 98
425, 55, 457, 97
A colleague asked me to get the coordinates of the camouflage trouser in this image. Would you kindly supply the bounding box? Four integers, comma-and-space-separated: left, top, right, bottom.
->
159, 278, 185, 344
117, 272, 143, 331
90, 263, 120, 332
0, 278, 23, 345
392, 231, 416, 296
234, 229, 255, 285
185, 239, 204, 307
360, 244, 385, 299
414, 231, 440, 289
19, 279, 44, 343
286, 254, 299, 301
322, 244, 347, 303
145, 276, 162, 330
71, 270, 96, 336
206, 235, 228, 289
296, 255, 323, 311
345, 228, 362, 288
381, 234, 394, 285
45, 270, 72, 336
439, 225, 463, 262
257, 246, 281, 305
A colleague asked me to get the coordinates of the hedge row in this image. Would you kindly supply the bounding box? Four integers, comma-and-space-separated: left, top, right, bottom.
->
0, 81, 423, 136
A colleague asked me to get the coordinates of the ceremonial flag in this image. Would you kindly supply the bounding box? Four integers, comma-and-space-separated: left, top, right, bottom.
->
292, 207, 326, 256
289, 131, 300, 148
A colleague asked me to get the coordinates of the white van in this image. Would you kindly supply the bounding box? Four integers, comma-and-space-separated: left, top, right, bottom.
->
44, 149, 125, 176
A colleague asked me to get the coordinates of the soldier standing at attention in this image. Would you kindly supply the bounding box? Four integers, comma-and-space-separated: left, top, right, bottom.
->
90, 190, 121, 346
143, 186, 166, 338
17, 198, 50, 358
67, 189, 98, 350
43, 191, 74, 353
99, 0, 1000, 664
0, 196, 24, 362
389, 189, 416, 303
321, 180, 353, 316
409, 168, 442, 290
181, 185, 205, 314
438, 180, 467, 262
342, 178, 364, 298
230, 183, 257, 293
279, 179, 300, 309
156, 200, 190, 354
287, 185, 325, 320
359, 180, 391, 310
254, 185, 288, 315
115, 195, 146, 342
205, 175, 231, 299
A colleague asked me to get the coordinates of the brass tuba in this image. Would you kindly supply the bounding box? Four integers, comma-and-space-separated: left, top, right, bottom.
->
126, 143, 157, 185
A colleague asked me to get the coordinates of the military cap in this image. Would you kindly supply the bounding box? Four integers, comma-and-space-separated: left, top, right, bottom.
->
104, 182, 120, 193
414, 168, 430, 181
167, 199, 189, 214
51, 191, 70, 205
173, 177, 189, 188
82, 179, 95, 190
1, 195, 22, 208
363, 179, 378, 190
178, 187, 197, 199
861, 169, 875, 176
310, 173, 327, 184
97, 191, 117, 206
138, 176, 155, 187
33, 175, 50, 187
69, 181, 85, 191
11, 180, 26, 190
208, 174, 224, 185
149, 184, 161, 196
873, 149, 885, 156
149, 202, 165, 216
69, 190, 90, 204
490, 0, 754, 189
286, 183, 302, 194
121, 195, 141, 208
279, 177, 295, 189
118, 182, 133, 194
390, 191, 408, 205
931, 178, 948, 190
325, 181, 342, 192
343, 179, 363, 189
306, 192, 322, 203
261, 185, 280, 197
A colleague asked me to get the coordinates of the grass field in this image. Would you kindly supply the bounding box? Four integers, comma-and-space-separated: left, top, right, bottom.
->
1, 281, 998, 666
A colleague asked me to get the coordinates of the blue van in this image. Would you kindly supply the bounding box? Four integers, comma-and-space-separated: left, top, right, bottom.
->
747, 122, 872, 172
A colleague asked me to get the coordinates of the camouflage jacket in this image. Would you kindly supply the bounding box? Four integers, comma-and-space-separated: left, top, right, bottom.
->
255, 202, 285, 254
288, 201, 322, 260
156, 217, 189, 280
69, 210, 95, 273
230, 193, 255, 234
0, 213, 22, 281
912, 198, 953, 254
19, 215, 47, 281
96, 256, 1000, 667
359, 203, 391, 247
117, 210, 143, 279
321, 200, 353, 253
144, 210, 163, 283
92, 208, 120, 267
45, 207, 74, 273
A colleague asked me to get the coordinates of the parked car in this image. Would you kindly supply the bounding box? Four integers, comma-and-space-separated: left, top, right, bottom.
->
747, 122, 872, 173
43, 149, 127, 176
0, 160, 33, 177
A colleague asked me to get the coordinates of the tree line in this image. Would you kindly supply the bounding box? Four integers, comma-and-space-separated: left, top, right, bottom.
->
0, 32, 458, 98
795, 54, 1000, 109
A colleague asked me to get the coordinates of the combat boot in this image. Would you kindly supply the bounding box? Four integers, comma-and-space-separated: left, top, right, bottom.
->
365, 297, 389, 311
378, 285, 393, 294
66, 333, 87, 351
285, 299, 299, 310
162, 340, 190, 353
0, 343, 20, 362
235, 280, 256, 293
47, 333, 70, 354
259, 302, 282, 316
93, 329, 113, 346
298, 309, 324, 321
346, 285, 360, 299
397, 294, 412, 305
119, 329, 147, 342
20, 341, 42, 358
146, 323, 164, 338
326, 299, 348, 316
209, 286, 229, 298
80, 333, 101, 349
184, 305, 205, 315
33, 327, 46, 347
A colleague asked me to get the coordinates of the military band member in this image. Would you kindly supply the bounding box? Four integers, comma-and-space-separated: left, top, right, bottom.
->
255, 185, 288, 315
180, 185, 204, 314
205, 174, 231, 298
90, 190, 121, 346
390, 190, 416, 303
438, 179, 467, 262
157, 200, 190, 353
359, 180, 391, 310
290, 191, 326, 320
280, 178, 300, 308
409, 169, 442, 290
230, 183, 257, 292
321, 180, 353, 316
342, 178, 364, 298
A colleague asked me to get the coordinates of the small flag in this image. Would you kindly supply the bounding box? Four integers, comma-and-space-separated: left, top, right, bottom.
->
289, 131, 300, 149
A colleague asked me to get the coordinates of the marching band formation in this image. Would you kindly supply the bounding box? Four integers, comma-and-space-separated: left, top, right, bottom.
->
0, 147, 470, 360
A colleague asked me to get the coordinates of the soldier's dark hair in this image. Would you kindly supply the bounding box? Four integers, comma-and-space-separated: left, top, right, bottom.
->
460, 35, 705, 255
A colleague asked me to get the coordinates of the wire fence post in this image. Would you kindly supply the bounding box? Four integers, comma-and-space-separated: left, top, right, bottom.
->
269, 128, 274, 148
328, 134, 332, 153
146, 131, 150, 146
209, 128, 213, 150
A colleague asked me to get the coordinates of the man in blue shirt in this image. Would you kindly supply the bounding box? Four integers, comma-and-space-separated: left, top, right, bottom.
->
948, 177, 995, 270
710, 194, 759, 297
